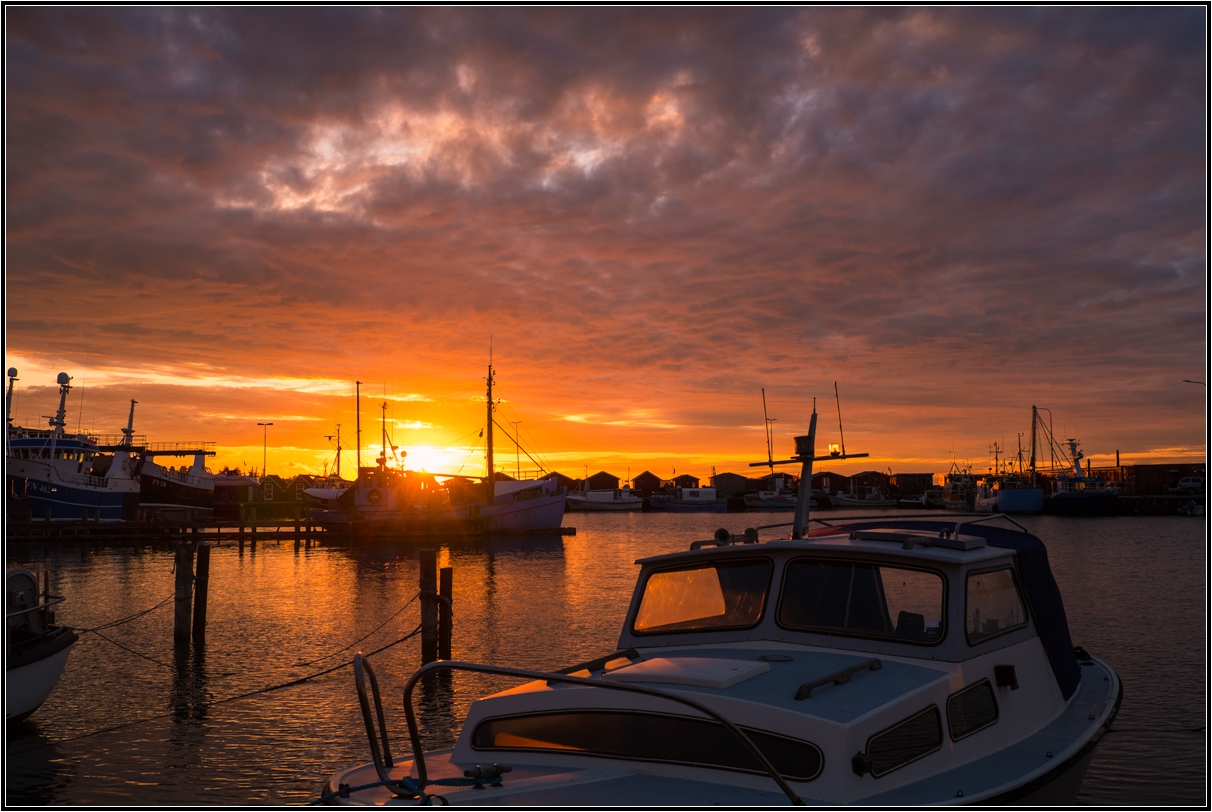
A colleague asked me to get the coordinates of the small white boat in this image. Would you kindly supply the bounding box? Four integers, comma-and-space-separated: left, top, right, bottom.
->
323, 407, 1120, 806
566, 486, 643, 511
6, 568, 78, 724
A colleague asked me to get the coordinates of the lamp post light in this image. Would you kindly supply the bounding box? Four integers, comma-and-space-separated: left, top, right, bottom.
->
257, 422, 274, 477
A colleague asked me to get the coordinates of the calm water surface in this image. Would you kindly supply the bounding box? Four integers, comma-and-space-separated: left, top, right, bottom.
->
5, 512, 1206, 805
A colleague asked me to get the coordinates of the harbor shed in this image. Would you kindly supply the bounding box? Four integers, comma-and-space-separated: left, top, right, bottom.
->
632, 471, 662, 496
891, 473, 934, 496
586, 471, 621, 491
812, 471, 851, 494
710, 472, 749, 497
672, 474, 701, 489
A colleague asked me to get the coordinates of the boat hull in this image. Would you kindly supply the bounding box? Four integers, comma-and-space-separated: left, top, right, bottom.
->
11, 475, 138, 521
6, 631, 77, 724
1045, 492, 1117, 517
566, 497, 643, 512
647, 498, 728, 512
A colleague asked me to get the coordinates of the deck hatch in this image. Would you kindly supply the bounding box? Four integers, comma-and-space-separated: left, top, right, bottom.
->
471, 710, 823, 781
946, 679, 999, 741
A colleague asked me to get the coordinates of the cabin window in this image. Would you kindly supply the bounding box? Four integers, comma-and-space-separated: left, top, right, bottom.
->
632, 560, 770, 634
472, 710, 823, 781
965, 567, 1027, 645
264, 483, 274, 500
861, 706, 942, 778
778, 559, 945, 644
947, 679, 999, 741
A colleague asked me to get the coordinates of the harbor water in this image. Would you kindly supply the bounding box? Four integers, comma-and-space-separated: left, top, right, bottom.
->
5, 511, 1206, 805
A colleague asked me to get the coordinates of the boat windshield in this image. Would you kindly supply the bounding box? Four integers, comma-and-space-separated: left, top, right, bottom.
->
778, 559, 945, 644
633, 560, 770, 634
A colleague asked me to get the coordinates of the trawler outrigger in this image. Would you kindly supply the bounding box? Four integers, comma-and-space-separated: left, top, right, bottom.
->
323, 405, 1120, 805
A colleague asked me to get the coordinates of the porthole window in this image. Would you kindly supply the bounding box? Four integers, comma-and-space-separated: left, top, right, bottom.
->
966, 568, 1028, 645
947, 679, 998, 741
857, 706, 942, 778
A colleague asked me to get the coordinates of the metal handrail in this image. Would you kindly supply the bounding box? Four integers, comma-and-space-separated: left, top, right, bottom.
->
5, 594, 66, 620
794, 658, 882, 700
390, 658, 806, 805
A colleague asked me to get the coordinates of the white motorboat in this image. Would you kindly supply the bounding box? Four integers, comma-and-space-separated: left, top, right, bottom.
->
566, 486, 643, 511
6, 568, 78, 724
323, 407, 1120, 805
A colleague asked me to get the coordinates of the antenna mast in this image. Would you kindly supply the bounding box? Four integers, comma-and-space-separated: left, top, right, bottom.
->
762, 389, 775, 477
485, 361, 496, 504
834, 382, 846, 457
355, 381, 362, 470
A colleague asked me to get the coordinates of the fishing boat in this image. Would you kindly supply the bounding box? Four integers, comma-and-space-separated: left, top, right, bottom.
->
323, 406, 1120, 805
6, 567, 78, 724
311, 365, 566, 535
831, 488, 898, 509
898, 489, 946, 510
974, 478, 1044, 515
1044, 441, 1117, 517
5, 370, 140, 521
648, 486, 728, 512
566, 486, 643, 511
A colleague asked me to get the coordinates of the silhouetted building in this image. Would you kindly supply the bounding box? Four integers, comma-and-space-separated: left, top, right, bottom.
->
672, 474, 700, 489
812, 471, 851, 494
711, 472, 749, 497
586, 471, 621, 491
632, 471, 662, 496
891, 473, 934, 496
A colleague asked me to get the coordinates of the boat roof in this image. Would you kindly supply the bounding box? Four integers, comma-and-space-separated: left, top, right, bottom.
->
633, 517, 1081, 702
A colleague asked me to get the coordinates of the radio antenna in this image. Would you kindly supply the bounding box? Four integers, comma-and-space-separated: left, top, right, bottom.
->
834, 382, 846, 457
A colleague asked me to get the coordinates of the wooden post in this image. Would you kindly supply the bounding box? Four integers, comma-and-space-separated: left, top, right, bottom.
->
173, 542, 195, 645
192, 542, 210, 647
238, 503, 246, 552
419, 549, 438, 664
439, 566, 453, 660
294, 506, 301, 551
251, 521, 257, 552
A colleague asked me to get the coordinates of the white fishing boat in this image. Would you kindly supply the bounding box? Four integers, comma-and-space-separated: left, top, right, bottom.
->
6, 567, 78, 724
566, 486, 643, 511
323, 406, 1120, 805
5, 370, 140, 521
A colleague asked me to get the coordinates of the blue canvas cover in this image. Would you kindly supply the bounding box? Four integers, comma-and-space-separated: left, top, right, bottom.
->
821, 519, 1082, 700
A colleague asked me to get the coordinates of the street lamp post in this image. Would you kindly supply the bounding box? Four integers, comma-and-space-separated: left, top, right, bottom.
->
257, 422, 274, 477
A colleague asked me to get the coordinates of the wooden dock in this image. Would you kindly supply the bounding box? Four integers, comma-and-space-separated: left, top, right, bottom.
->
4, 518, 576, 543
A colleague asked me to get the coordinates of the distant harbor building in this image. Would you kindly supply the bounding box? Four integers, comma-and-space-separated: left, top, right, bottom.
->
891, 473, 934, 496
710, 472, 750, 497
812, 471, 851, 494
549, 471, 579, 492
632, 471, 662, 496
585, 471, 621, 491
671, 474, 700, 489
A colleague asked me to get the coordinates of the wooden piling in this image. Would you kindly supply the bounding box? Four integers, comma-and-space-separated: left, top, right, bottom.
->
192, 542, 210, 647
173, 542, 195, 645
294, 507, 301, 551
439, 566, 452, 660
419, 549, 438, 664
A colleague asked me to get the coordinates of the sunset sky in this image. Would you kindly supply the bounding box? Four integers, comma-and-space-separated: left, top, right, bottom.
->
5, 8, 1206, 482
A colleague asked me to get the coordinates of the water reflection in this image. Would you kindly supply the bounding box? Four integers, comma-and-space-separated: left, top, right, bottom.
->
4, 515, 1204, 805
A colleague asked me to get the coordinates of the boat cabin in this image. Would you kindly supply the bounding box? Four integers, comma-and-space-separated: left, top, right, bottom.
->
442, 520, 1098, 804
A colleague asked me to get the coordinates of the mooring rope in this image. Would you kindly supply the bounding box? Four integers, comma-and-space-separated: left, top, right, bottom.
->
9, 624, 424, 755
293, 590, 423, 667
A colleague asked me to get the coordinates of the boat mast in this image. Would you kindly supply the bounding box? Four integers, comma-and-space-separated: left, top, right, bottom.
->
1029, 405, 1038, 483
51, 372, 72, 438
6, 368, 17, 428
762, 389, 774, 478
335, 425, 342, 479
833, 382, 846, 457
122, 399, 138, 446
5, 368, 15, 458
355, 381, 362, 470
485, 362, 495, 504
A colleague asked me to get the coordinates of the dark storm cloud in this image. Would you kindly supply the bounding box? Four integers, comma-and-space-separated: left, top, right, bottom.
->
5, 7, 1205, 465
